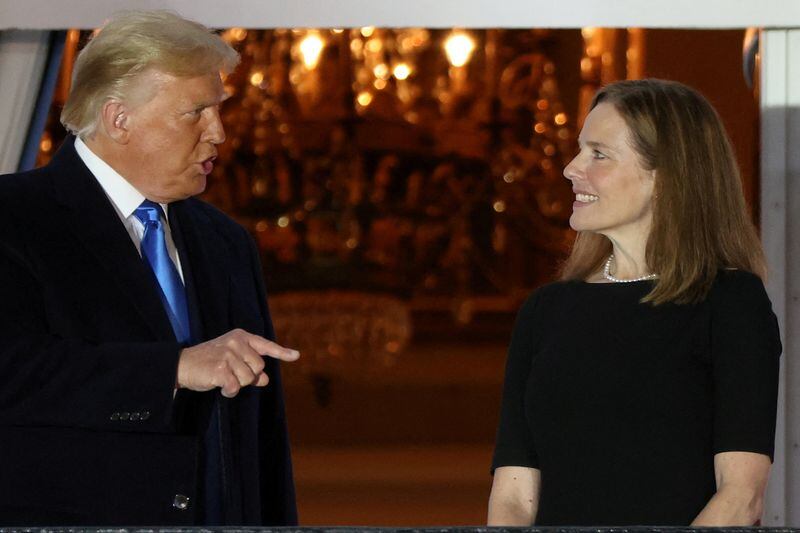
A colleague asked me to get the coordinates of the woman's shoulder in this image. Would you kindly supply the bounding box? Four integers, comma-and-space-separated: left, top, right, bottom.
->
710, 268, 773, 309
712, 268, 767, 293
516, 280, 577, 316
708, 269, 782, 357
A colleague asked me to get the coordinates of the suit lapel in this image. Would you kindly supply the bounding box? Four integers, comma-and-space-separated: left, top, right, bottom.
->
49, 137, 176, 342
170, 200, 244, 522
169, 200, 230, 340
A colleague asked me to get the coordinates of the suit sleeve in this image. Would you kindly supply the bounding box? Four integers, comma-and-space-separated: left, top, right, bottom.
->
0, 240, 181, 433
241, 230, 298, 525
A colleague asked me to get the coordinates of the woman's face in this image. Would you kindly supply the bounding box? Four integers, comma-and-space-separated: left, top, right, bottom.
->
563, 102, 656, 244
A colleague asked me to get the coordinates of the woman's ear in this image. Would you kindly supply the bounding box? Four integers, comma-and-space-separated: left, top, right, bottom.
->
651, 170, 659, 199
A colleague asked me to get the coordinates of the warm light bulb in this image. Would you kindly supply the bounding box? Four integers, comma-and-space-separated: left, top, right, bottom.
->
299, 32, 325, 69
366, 38, 383, 53
393, 63, 411, 80
250, 71, 264, 86
222, 28, 248, 43
444, 32, 476, 67
357, 91, 373, 107
373, 63, 390, 80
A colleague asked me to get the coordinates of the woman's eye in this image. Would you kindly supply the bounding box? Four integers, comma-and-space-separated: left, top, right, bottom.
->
592, 150, 607, 160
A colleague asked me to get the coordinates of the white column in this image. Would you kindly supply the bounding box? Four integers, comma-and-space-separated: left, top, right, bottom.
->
0, 30, 49, 174
761, 28, 800, 527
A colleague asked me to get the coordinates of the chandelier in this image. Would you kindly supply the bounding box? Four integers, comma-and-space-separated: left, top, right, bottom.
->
36, 27, 639, 399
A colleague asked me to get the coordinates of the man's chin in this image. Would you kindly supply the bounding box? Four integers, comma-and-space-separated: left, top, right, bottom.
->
190, 175, 207, 197
160, 178, 207, 203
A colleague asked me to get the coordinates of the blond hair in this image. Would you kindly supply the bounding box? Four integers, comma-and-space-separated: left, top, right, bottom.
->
560, 79, 766, 304
61, 10, 239, 138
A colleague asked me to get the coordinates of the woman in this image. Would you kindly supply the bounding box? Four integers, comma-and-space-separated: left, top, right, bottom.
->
488, 79, 781, 526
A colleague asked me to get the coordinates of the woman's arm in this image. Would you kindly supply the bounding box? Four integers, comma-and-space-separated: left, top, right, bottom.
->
691, 451, 771, 526
487, 466, 541, 526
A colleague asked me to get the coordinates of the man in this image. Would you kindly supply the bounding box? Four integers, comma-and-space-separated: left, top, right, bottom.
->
0, 11, 299, 526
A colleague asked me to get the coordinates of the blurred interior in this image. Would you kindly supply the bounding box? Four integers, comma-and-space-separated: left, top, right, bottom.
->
37, 27, 759, 526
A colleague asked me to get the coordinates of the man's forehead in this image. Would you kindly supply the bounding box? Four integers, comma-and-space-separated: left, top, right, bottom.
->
139, 69, 226, 105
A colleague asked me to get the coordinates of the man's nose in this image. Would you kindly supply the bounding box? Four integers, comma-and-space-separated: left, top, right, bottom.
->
203, 107, 226, 145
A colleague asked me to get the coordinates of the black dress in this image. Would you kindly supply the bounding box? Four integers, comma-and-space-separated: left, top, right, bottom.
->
492, 270, 781, 526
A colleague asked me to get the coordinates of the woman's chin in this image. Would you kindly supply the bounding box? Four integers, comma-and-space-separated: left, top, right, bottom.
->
569, 215, 591, 232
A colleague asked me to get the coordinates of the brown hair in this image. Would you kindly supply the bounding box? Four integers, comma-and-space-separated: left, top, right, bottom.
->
560, 79, 765, 304
61, 10, 239, 138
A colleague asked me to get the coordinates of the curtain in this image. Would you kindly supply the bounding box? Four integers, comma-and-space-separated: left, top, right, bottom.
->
0, 30, 64, 174
17, 30, 66, 171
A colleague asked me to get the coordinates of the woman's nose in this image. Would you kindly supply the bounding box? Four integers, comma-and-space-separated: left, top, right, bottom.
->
563, 154, 582, 182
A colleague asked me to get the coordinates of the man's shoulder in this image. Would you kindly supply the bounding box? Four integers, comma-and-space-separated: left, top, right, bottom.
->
0, 166, 50, 191
0, 169, 57, 250
181, 197, 250, 240
0, 167, 54, 214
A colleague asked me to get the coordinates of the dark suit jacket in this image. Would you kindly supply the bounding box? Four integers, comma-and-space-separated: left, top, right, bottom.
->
0, 137, 297, 526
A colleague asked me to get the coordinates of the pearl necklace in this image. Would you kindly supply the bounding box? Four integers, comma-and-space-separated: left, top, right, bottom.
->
603, 254, 658, 283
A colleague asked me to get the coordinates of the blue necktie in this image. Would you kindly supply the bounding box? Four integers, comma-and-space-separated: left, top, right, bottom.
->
134, 200, 191, 344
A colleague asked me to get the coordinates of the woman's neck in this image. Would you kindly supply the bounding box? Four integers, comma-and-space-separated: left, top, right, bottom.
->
606, 235, 651, 280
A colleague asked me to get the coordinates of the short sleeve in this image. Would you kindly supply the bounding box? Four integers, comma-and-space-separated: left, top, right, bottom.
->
491, 290, 543, 473
711, 271, 782, 460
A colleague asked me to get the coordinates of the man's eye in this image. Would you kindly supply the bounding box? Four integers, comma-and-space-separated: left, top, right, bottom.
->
592, 150, 607, 160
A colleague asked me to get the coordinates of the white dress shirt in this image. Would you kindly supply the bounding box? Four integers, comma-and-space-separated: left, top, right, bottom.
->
74, 137, 185, 282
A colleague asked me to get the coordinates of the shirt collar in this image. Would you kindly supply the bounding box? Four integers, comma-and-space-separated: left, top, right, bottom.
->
74, 136, 169, 220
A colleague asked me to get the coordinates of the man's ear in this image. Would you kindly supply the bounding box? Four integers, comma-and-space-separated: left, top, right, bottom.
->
100, 100, 130, 143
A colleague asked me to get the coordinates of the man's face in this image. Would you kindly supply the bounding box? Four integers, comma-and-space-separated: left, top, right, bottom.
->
121, 70, 227, 203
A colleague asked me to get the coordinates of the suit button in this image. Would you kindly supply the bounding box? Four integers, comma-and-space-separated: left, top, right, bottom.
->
119, 412, 130, 420
141, 411, 151, 421
130, 412, 140, 421
173, 494, 190, 510
110, 412, 120, 421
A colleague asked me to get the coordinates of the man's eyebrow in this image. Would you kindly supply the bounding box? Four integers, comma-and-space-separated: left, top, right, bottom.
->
191, 93, 229, 110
